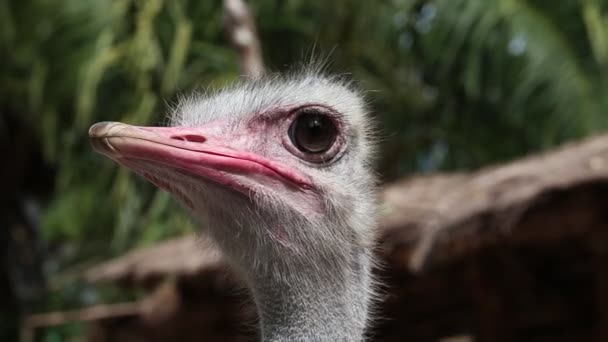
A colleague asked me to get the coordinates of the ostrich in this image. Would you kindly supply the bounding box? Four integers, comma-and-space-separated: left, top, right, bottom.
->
89, 72, 378, 341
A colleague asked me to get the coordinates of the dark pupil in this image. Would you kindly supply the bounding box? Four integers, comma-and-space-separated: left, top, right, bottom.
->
290, 112, 337, 153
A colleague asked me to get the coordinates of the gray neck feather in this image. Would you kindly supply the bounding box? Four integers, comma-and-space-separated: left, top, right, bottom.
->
196, 187, 375, 342
235, 224, 372, 342
246, 242, 373, 342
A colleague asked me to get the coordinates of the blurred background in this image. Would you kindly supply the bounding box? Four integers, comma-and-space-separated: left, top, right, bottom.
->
2, 0, 608, 341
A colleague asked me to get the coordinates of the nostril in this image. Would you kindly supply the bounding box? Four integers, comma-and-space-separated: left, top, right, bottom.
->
183, 134, 206, 143
170, 134, 206, 143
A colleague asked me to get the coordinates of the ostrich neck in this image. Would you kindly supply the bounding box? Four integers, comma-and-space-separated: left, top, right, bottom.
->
196, 194, 374, 341
248, 245, 373, 342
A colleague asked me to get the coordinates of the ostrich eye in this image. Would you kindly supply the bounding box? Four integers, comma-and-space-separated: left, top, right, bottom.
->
288, 110, 337, 154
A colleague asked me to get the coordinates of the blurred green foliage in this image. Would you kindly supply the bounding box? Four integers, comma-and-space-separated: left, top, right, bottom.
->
2, 0, 608, 339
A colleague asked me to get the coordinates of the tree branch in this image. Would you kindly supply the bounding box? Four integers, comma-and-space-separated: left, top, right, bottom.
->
223, 0, 265, 78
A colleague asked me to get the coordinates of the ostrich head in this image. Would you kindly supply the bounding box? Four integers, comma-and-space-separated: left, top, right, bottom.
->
90, 72, 378, 341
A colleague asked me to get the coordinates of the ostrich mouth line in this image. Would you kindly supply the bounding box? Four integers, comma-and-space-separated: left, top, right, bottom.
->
89, 122, 312, 198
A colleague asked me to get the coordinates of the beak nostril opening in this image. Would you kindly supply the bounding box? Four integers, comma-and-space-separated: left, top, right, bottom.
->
171, 134, 206, 143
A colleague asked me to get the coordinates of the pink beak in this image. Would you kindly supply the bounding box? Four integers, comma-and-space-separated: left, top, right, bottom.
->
89, 122, 311, 196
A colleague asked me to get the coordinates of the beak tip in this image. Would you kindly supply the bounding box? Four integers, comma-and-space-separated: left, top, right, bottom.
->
89, 121, 120, 138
